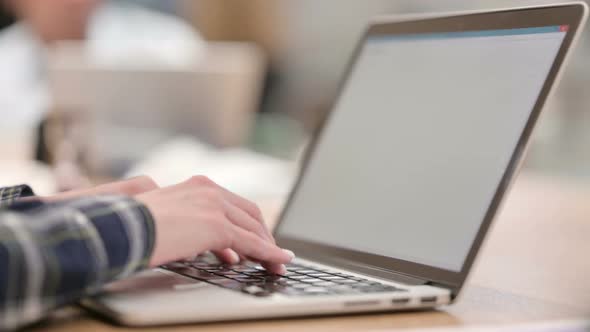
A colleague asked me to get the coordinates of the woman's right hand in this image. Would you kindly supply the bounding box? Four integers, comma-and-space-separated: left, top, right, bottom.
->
136, 176, 294, 274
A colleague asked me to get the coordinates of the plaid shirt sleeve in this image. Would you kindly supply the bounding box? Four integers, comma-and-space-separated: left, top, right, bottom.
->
0, 185, 35, 208
0, 185, 156, 331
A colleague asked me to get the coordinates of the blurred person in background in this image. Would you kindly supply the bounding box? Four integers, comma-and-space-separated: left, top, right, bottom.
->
0, 0, 203, 136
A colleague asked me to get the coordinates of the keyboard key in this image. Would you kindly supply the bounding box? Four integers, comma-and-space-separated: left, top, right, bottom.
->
207, 278, 244, 290
285, 265, 307, 271
331, 273, 353, 277
162, 262, 187, 269
259, 275, 282, 281
234, 276, 264, 282
287, 275, 308, 280
188, 260, 218, 267
296, 270, 321, 274
349, 277, 369, 282
334, 279, 359, 284
232, 267, 260, 273
301, 287, 330, 295
201, 266, 227, 271
165, 265, 225, 281
319, 276, 348, 281
243, 271, 270, 276
212, 271, 242, 277
242, 285, 272, 297
292, 283, 311, 289
250, 280, 286, 291
306, 273, 334, 278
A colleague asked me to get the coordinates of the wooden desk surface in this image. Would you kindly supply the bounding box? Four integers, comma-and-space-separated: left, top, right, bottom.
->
29, 173, 590, 331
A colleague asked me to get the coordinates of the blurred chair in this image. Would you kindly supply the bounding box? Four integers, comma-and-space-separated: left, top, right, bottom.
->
46, 41, 265, 176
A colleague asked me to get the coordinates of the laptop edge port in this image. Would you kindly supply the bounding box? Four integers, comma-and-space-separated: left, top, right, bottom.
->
420, 296, 437, 304
391, 298, 410, 305
343, 300, 380, 307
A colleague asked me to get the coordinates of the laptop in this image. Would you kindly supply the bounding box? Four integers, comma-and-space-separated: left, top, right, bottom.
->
84, 3, 588, 326
48, 42, 264, 150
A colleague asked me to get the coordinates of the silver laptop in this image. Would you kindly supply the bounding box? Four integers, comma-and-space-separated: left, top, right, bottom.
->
84, 3, 587, 326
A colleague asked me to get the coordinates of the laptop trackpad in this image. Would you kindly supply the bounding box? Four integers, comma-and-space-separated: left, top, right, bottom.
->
87, 268, 268, 322
102, 268, 210, 294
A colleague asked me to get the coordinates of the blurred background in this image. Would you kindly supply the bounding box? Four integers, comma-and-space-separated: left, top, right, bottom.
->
0, 0, 588, 200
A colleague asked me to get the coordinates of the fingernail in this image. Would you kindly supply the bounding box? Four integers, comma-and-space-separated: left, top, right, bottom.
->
228, 250, 240, 264
277, 264, 287, 275
283, 249, 295, 261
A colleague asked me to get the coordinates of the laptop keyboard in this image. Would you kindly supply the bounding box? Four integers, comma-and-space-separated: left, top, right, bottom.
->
162, 255, 407, 297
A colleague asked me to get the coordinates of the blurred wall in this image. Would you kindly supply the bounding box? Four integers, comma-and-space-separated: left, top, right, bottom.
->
184, 0, 283, 58
182, 0, 590, 179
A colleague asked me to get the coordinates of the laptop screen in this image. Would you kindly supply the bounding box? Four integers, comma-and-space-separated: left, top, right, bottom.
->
277, 26, 568, 272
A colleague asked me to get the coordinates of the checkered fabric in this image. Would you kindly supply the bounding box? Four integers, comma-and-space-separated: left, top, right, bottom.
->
0, 185, 155, 331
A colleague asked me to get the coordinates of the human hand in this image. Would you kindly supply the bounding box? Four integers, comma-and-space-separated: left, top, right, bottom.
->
136, 176, 293, 274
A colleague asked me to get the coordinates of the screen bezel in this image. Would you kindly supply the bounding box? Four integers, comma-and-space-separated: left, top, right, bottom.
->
274, 3, 587, 296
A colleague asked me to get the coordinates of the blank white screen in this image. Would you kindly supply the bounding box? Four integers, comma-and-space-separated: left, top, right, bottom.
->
278, 27, 566, 271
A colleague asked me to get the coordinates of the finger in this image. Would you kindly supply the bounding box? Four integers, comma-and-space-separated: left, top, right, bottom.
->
229, 226, 293, 266
224, 200, 272, 242
48, 176, 159, 202
215, 185, 275, 243
124, 175, 159, 195
94, 176, 158, 196
261, 261, 287, 275
211, 248, 240, 265
240, 256, 285, 275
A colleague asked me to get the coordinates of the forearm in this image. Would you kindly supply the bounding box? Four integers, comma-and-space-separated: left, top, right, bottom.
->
0, 195, 155, 330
